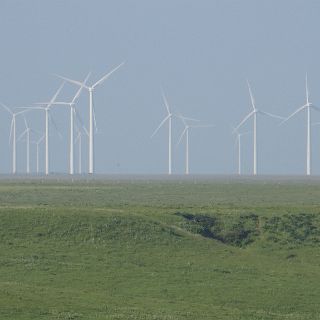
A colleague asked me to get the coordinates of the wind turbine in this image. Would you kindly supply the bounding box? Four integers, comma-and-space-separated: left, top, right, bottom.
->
17, 117, 33, 174
177, 115, 214, 175
31, 135, 45, 175
18, 117, 42, 174
235, 81, 284, 175
232, 127, 250, 175
0, 103, 29, 174
281, 74, 320, 175
37, 74, 90, 175
28, 82, 64, 175
151, 92, 176, 175
56, 62, 125, 174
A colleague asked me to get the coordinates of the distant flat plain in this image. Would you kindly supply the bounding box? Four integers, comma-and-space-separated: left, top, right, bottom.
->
0, 175, 319, 319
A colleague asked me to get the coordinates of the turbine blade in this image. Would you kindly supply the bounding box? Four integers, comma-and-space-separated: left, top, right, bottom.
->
177, 111, 200, 123
231, 124, 238, 135
71, 87, 84, 105
49, 113, 63, 139
181, 116, 200, 122
53, 103, 70, 107
259, 110, 284, 120
247, 80, 256, 110
235, 111, 255, 131
25, 105, 44, 109
280, 105, 306, 125
177, 127, 188, 146
37, 135, 45, 144
310, 105, 320, 113
190, 124, 215, 128
151, 114, 170, 138
161, 90, 171, 115
54, 74, 88, 89
0, 102, 13, 115
30, 128, 42, 136
92, 61, 125, 89
74, 108, 89, 137
71, 72, 91, 104
48, 82, 65, 108
176, 112, 187, 126
23, 116, 28, 129
17, 129, 28, 142
14, 109, 31, 116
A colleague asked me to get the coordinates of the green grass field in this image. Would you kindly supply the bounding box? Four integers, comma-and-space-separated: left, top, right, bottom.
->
1, 177, 320, 319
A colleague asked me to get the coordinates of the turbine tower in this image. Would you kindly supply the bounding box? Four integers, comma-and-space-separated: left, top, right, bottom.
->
281, 74, 319, 175
151, 92, 175, 175
0, 103, 29, 174
75, 126, 83, 174
56, 62, 125, 174
235, 81, 284, 175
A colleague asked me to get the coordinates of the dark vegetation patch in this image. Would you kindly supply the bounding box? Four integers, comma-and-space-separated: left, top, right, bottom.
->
175, 212, 320, 247
175, 212, 259, 247
263, 213, 320, 245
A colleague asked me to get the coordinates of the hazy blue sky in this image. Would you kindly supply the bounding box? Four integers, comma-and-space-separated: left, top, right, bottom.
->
1, 0, 320, 175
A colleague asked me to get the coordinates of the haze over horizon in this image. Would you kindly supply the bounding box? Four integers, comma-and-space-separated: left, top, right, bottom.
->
1, 0, 320, 175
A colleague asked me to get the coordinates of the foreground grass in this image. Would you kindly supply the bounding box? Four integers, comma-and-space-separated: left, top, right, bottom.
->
0, 177, 320, 319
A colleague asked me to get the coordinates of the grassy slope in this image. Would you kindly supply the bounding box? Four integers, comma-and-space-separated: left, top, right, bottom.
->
0, 178, 320, 319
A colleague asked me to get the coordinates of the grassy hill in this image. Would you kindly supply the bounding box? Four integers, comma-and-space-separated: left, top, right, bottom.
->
0, 177, 320, 319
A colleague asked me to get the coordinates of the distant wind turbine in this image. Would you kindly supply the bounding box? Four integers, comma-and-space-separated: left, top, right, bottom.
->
55, 62, 125, 174
28, 82, 64, 175
31, 135, 45, 174
232, 127, 250, 175
38, 74, 90, 175
0, 103, 29, 174
281, 74, 320, 175
151, 92, 176, 175
17, 117, 39, 174
235, 81, 284, 175
177, 115, 213, 175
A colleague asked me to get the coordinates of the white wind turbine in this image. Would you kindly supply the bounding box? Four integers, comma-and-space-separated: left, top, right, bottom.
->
31, 135, 45, 175
177, 115, 214, 175
56, 62, 125, 174
38, 74, 90, 175
151, 92, 176, 175
28, 82, 64, 175
281, 74, 320, 176
17, 117, 35, 174
0, 103, 29, 174
18, 117, 42, 174
235, 81, 284, 175
232, 127, 250, 175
